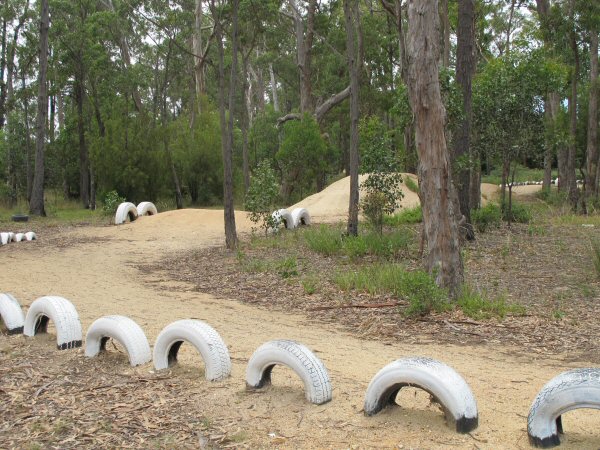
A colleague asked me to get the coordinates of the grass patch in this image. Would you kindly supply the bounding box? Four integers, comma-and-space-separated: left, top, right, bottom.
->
303, 224, 343, 256
275, 256, 299, 278
404, 176, 419, 193
591, 238, 600, 280
384, 205, 422, 225
457, 285, 525, 320
503, 201, 532, 224
333, 264, 450, 316
303, 225, 411, 260
301, 275, 319, 295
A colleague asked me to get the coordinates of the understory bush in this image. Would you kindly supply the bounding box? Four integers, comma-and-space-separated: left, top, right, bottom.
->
102, 190, 126, 215
384, 205, 422, 225
502, 201, 532, 223
471, 203, 502, 232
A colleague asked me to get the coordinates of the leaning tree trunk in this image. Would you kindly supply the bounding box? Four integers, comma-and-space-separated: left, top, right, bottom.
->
453, 0, 476, 240
30, 0, 49, 216
345, 0, 360, 237
407, 0, 463, 298
585, 30, 598, 198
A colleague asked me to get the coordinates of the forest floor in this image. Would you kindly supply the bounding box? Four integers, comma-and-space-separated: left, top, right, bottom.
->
1, 189, 600, 449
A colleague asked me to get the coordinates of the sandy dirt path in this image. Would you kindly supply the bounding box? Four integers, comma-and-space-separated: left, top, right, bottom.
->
1, 209, 599, 449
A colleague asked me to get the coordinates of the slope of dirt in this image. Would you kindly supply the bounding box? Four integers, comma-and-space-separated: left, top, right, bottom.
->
290, 173, 499, 222
1, 207, 599, 448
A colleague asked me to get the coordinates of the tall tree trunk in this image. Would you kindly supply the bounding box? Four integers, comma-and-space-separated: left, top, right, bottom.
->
21, 73, 33, 201
193, 0, 205, 113
290, 0, 315, 114
161, 40, 183, 209
439, 0, 450, 68
213, 0, 238, 249
75, 73, 90, 208
241, 50, 251, 193
269, 63, 279, 112
0, 18, 6, 129
407, 0, 463, 297
30, 0, 49, 216
566, 4, 579, 208
585, 30, 598, 199
345, 0, 360, 237
453, 0, 476, 240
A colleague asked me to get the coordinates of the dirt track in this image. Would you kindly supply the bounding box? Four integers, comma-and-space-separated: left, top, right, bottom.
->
1, 205, 599, 449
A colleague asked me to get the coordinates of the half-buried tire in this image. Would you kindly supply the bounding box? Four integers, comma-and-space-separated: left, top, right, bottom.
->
0, 293, 25, 334
271, 209, 295, 231
1, 232, 10, 245
246, 339, 332, 405
14, 233, 25, 242
363, 357, 478, 433
153, 319, 231, 381
23, 296, 83, 350
291, 208, 311, 227
114, 202, 138, 225
528, 368, 600, 448
24, 231, 36, 241
136, 201, 158, 216
85, 315, 151, 367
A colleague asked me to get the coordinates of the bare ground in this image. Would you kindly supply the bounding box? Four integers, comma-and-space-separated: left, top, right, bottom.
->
1, 207, 600, 449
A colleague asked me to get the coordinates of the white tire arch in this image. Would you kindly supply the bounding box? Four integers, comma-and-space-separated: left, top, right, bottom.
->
23, 296, 83, 350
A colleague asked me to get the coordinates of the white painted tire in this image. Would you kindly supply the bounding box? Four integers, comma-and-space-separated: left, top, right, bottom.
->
136, 201, 158, 216
0, 293, 25, 334
24, 231, 36, 241
271, 209, 295, 231
7, 232, 15, 242
1, 233, 10, 245
23, 296, 82, 350
246, 339, 332, 405
528, 368, 600, 448
291, 208, 311, 227
114, 202, 138, 225
153, 319, 231, 381
14, 233, 25, 242
363, 357, 478, 433
85, 315, 151, 367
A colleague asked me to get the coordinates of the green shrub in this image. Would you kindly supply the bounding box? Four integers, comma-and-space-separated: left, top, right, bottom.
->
384, 205, 422, 225
245, 160, 280, 235
341, 231, 410, 260
102, 190, 126, 215
471, 203, 502, 232
503, 202, 532, 223
333, 264, 449, 316
457, 285, 525, 319
360, 172, 404, 234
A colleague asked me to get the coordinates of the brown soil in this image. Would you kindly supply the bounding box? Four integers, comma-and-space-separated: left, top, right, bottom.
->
1, 191, 599, 448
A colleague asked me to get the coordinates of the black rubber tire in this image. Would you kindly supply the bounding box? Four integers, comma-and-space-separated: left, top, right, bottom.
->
11, 214, 29, 222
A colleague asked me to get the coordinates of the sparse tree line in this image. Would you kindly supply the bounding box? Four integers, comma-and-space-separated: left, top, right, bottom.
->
0, 0, 598, 293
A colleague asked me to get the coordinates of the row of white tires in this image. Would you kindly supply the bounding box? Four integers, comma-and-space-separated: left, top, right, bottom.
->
114, 201, 158, 225
1, 293, 598, 443
271, 207, 311, 231
1, 231, 36, 245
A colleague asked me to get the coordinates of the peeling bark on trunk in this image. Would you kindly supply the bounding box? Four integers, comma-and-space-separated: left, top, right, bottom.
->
241, 51, 251, 193
407, 0, 463, 298
585, 31, 598, 199
345, 0, 360, 237
439, 0, 450, 68
30, 0, 49, 216
269, 63, 279, 112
